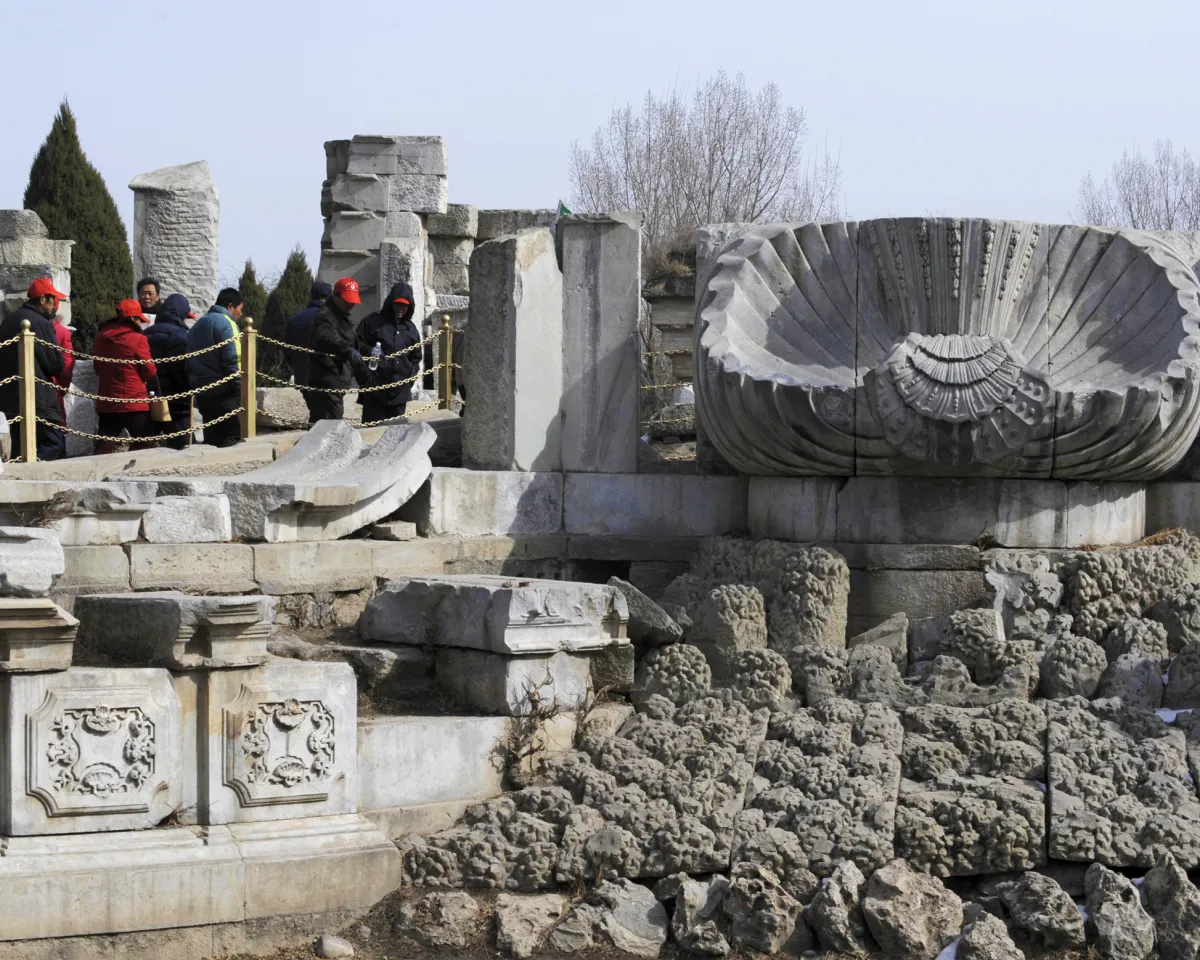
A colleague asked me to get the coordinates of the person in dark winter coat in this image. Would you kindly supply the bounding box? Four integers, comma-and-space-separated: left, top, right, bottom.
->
0, 278, 67, 460
186, 288, 243, 448
355, 281, 421, 424
92, 299, 158, 455
284, 281, 332, 426
145, 293, 195, 449
307, 277, 362, 425
52, 315, 75, 425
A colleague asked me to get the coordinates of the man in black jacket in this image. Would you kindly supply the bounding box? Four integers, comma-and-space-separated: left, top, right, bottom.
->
307, 277, 362, 425
0, 278, 68, 460
355, 281, 421, 424
145, 293, 195, 449
284, 281, 332, 426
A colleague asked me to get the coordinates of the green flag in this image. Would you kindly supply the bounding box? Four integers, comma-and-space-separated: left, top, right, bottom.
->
556, 200, 571, 220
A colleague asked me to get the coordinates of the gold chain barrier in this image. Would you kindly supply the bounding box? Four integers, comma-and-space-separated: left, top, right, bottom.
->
8, 314, 458, 462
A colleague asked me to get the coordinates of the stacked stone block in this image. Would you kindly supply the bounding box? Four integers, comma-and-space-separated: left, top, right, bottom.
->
319, 135, 448, 323
428, 204, 476, 297
0, 210, 73, 324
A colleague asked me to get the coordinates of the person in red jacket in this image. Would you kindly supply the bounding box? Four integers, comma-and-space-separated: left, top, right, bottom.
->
51, 315, 75, 424
92, 299, 157, 455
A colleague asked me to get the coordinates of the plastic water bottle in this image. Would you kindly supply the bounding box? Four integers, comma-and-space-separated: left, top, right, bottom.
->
368, 341, 381, 372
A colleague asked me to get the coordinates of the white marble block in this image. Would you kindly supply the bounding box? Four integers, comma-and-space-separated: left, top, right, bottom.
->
0, 667, 183, 835
0, 597, 77, 672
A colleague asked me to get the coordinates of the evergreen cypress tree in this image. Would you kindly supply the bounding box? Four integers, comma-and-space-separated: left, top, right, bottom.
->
261, 246, 315, 378
24, 100, 134, 348
238, 259, 269, 328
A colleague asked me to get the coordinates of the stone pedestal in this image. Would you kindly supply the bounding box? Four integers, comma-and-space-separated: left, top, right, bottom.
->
129, 162, 219, 314
559, 213, 643, 473
436, 648, 593, 716
463, 228, 563, 471
0, 598, 77, 671
0, 527, 63, 596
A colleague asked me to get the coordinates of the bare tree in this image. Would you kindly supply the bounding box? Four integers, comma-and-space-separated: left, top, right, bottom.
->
570, 72, 842, 257
1076, 139, 1200, 230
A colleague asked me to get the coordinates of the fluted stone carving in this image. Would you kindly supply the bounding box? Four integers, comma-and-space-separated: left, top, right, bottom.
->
695, 219, 1200, 479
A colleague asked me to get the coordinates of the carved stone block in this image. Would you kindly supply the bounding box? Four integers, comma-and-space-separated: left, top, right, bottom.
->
198, 659, 357, 824
0, 598, 77, 672
1, 667, 183, 834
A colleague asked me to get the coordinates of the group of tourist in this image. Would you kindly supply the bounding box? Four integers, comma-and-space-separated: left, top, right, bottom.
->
0, 273, 423, 461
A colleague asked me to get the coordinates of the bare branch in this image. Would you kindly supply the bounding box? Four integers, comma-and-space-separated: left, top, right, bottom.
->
1075, 139, 1200, 230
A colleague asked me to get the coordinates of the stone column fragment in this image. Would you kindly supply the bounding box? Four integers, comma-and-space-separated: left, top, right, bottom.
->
129, 161, 219, 312
558, 212, 643, 473
463, 228, 563, 471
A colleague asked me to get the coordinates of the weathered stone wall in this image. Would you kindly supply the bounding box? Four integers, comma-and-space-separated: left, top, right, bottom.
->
0, 210, 73, 325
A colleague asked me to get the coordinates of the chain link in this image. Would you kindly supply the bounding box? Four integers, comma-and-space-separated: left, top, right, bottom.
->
45, 337, 231, 365
640, 381, 694, 392
257, 363, 444, 396
38, 406, 243, 442
39, 370, 240, 404
255, 330, 437, 361
0, 336, 20, 350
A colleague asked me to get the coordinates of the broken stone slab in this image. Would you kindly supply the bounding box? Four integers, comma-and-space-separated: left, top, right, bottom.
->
591, 878, 669, 958
346, 135, 448, 177
152, 421, 436, 542
862, 859, 963, 960
398, 468, 563, 537
74, 592, 272, 669
807, 859, 871, 955
368, 520, 416, 541
389, 173, 448, 214
1085, 863, 1155, 960
360, 575, 628, 654
1142, 852, 1200, 960
0, 598, 77, 671
847, 611, 908, 671
140, 494, 232, 543
958, 907, 1024, 960
992, 871, 1085, 952
435, 648, 593, 716
428, 203, 478, 239
607, 577, 682, 648
495, 892, 567, 958
0, 209, 49, 240
0, 481, 156, 546
394, 890, 481, 948
0, 526, 63, 596
671, 875, 731, 956
476, 209, 557, 241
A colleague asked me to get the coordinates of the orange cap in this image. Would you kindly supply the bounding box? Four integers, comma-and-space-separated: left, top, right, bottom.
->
333, 277, 361, 305
116, 299, 144, 319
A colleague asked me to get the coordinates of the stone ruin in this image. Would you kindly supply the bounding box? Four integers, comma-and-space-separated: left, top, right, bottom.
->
0, 208, 72, 324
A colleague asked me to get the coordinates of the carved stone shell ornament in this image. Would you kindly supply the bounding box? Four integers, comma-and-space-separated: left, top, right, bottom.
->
694, 219, 1200, 478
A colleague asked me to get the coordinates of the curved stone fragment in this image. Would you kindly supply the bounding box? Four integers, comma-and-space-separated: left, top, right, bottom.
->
695, 219, 1200, 478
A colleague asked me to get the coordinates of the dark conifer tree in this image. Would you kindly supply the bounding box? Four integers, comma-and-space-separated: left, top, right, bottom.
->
262, 246, 315, 378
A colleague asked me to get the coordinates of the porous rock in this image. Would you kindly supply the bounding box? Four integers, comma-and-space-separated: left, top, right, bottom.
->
1038, 633, 1106, 698
1166, 640, 1200, 709
807, 859, 870, 955
958, 909, 1024, 960
861, 858, 963, 959
632, 643, 711, 709
994, 871, 1085, 951
495, 893, 567, 959
1095, 653, 1164, 709
1102, 617, 1170, 662
1084, 862, 1155, 960
609, 577, 682, 647
394, 891, 481, 948
721, 862, 803, 955
1153, 581, 1200, 653
690, 583, 767, 681
727, 648, 791, 709
1142, 852, 1200, 960
848, 611, 908, 671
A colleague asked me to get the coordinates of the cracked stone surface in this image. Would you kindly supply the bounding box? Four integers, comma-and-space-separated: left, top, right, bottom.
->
1096, 653, 1165, 710
862, 858, 963, 960
1084, 862, 1155, 960
806, 859, 870, 955
690, 583, 767, 681
1039, 633, 1107, 698
721, 861, 804, 955
726, 648, 791, 709
958, 907, 1025, 960
1047, 697, 1200, 868
632, 643, 712, 710
1142, 852, 1200, 960
1166, 641, 1200, 709
992, 871, 1085, 952
1153, 582, 1200, 654
393, 891, 481, 948
1102, 617, 1170, 662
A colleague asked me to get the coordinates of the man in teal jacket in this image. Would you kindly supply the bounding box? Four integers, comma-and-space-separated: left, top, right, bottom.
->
186, 288, 243, 447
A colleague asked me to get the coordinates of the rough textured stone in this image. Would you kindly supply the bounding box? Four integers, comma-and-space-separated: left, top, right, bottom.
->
140, 494, 232, 543
0, 209, 48, 240
1153, 582, 1200, 653
591, 644, 635, 693
671, 875, 731, 956
807, 859, 870, 955
695, 219, 1200, 479
848, 612, 908, 671
129, 161, 219, 318
394, 891, 481, 948
1039, 633, 1106, 698
722, 862, 803, 955
494, 893, 566, 958
727, 649, 791, 709
377, 237, 425, 324
315, 934, 355, 958
477, 209, 557, 241
463, 229, 563, 471
1166, 640, 1200, 708
1102, 617, 1171, 661
0, 527, 63, 596
428, 203, 479, 238
690, 584, 767, 680
608, 577, 682, 647
1084, 863, 1155, 960
400, 468, 563, 537
861, 859, 963, 959
1048, 697, 1200, 867
389, 173, 449, 214
359, 574, 627, 654
994, 871, 1085, 952
591, 879, 669, 957
958, 910, 1024, 960
632, 644, 711, 709
849, 652, 1033, 710
1096, 653, 1164, 709
559, 212, 642, 473
1142, 852, 1200, 960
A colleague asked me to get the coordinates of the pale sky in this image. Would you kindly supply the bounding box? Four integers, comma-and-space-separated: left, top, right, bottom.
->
4, 0, 1195, 283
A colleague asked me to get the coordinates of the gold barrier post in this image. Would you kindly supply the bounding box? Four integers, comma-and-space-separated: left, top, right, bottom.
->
17, 319, 37, 462
438, 314, 453, 411
240, 318, 257, 440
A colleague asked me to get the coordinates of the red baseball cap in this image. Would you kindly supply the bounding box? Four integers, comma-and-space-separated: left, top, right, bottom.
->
333, 277, 361, 305
393, 296, 411, 305
28, 278, 68, 301
116, 299, 145, 319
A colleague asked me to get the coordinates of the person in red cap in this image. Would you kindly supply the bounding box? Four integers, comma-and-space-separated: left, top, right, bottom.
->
0, 278, 68, 460
307, 277, 363, 425
91, 299, 158, 455
354, 281, 422, 424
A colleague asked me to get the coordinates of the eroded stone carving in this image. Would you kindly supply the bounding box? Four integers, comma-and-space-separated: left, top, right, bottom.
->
44, 705, 155, 805
696, 219, 1200, 478
225, 695, 336, 805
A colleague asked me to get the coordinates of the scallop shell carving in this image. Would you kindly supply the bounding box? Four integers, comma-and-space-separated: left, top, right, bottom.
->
694, 218, 1200, 478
